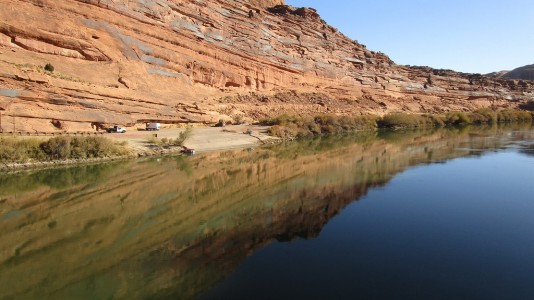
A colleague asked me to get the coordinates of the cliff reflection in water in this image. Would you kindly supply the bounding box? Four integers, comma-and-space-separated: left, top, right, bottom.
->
0, 126, 532, 300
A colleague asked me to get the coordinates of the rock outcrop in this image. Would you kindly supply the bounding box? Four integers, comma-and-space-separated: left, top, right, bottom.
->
0, 0, 533, 132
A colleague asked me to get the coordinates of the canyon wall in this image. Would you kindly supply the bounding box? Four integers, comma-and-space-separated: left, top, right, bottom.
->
0, 0, 533, 131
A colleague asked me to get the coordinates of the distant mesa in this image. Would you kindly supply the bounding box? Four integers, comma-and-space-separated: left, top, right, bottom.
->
485, 70, 510, 78
503, 64, 534, 80
487, 64, 534, 80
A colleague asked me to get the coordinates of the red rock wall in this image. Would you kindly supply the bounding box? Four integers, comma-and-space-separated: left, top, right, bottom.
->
0, 0, 532, 131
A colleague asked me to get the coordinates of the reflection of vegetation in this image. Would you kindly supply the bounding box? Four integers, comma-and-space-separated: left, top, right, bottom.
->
377, 127, 441, 144
0, 161, 128, 195
175, 156, 193, 176
266, 132, 377, 159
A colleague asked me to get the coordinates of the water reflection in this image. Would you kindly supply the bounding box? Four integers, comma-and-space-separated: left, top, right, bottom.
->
0, 125, 533, 299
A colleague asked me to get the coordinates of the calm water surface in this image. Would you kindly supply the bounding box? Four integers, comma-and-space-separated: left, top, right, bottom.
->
1, 126, 533, 299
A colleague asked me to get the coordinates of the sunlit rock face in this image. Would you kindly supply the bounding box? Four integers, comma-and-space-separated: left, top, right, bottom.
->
0, 0, 533, 132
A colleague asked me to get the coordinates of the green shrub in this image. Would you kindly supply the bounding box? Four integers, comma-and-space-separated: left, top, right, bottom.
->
426, 114, 446, 127
0, 136, 127, 164
265, 114, 378, 138
41, 136, 71, 160
471, 108, 498, 124
262, 109, 532, 139
83, 137, 117, 157
0, 137, 45, 163
259, 114, 296, 126
44, 63, 54, 72
146, 136, 158, 145
233, 114, 245, 125
268, 125, 295, 139
497, 110, 533, 123
443, 112, 471, 126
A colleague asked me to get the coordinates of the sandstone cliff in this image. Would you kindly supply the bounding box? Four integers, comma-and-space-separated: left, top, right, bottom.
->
0, 0, 533, 132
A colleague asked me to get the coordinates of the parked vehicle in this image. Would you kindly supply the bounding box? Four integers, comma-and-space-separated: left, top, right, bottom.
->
146, 122, 161, 131
181, 148, 196, 155
106, 125, 126, 133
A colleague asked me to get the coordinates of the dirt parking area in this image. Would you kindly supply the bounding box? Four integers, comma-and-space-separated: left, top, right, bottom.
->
105, 125, 276, 153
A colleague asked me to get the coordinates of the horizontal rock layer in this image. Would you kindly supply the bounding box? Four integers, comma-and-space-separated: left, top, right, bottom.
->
0, 0, 533, 131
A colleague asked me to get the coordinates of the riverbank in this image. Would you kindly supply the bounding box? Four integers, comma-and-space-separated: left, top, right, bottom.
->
2, 109, 533, 172
0, 125, 278, 172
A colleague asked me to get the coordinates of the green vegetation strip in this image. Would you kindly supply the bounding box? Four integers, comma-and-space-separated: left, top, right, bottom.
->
0, 136, 129, 164
260, 109, 534, 139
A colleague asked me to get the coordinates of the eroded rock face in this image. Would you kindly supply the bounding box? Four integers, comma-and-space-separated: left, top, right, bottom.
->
0, 0, 532, 132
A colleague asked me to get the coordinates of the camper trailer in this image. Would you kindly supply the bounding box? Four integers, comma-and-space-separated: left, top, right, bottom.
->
146, 122, 161, 131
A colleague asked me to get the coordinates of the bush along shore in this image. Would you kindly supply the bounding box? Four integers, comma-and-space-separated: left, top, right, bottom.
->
260, 109, 534, 139
0, 136, 131, 170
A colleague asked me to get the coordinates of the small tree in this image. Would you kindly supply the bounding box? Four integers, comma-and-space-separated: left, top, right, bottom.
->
233, 114, 244, 125
174, 127, 192, 146
41, 136, 71, 160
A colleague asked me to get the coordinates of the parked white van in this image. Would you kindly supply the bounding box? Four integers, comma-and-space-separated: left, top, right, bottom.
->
146, 122, 161, 131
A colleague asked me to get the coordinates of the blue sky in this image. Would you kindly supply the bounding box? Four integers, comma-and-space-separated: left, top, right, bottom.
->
285, 0, 534, 74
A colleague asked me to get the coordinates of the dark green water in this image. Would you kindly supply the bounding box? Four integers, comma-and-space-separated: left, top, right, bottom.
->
1, 126, 533, 299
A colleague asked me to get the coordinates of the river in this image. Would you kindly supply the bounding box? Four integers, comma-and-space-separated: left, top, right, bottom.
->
1, 125, 533, 299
